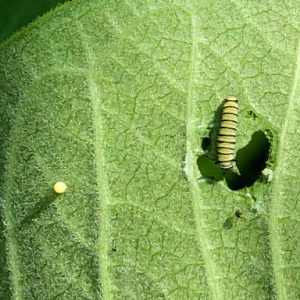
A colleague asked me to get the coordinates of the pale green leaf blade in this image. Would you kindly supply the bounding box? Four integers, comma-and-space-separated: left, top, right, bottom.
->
1, 1, 300, 299
270, 41, 300, 300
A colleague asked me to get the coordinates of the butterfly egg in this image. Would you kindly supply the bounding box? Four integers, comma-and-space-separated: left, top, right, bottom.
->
53, 181, 67, 194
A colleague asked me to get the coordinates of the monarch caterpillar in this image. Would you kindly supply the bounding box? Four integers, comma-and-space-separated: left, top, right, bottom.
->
53, 181, 67, 194
217, 96, 238, 170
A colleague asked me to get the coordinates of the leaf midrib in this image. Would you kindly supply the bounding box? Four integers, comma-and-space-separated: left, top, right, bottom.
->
184, 13, 222, 300
269, 39, 300, 300
79, 25, 112, 299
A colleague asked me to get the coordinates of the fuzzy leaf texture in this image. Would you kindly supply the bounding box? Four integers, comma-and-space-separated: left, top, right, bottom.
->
1, 1, 300, 299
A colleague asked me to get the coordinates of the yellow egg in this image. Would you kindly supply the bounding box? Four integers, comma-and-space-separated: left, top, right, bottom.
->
53, 182, 67, 194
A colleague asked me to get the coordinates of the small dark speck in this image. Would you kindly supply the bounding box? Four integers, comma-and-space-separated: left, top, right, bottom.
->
250, 208, 258, 214
247, 110, 257, 119
223, 217, 233, 230
181, 160, 186, 170
235, 210, 242, 218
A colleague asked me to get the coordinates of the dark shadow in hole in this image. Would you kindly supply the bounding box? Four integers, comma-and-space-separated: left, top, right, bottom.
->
207, 103, 224, 162
235, 210, 242, 218
198, 101, 271, 190
201, 137, 210, 151
225, 130, 270, 190
197, 155, 223, 182
224, 170, 244, 190
198, 103, 224, 182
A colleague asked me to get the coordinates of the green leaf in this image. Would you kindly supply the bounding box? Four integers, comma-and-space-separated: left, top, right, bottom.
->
1, 1, 300, 299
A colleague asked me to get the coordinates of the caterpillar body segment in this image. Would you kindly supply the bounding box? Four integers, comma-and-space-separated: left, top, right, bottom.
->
217, 96, 238, 170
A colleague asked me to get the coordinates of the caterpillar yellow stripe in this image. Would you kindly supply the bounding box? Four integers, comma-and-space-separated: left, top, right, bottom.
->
217, 96, 238, 170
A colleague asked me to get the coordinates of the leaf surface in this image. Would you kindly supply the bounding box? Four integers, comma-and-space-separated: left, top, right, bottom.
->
1, 1, 300, 299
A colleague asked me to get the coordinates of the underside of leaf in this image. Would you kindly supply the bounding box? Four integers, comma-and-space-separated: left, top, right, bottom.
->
1, 1, 300, 299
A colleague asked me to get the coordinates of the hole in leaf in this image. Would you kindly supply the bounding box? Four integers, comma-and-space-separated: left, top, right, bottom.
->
225, 130, 271, 190
197, 155, 223, 182
198, 101, 271, 190
201, 137, 210, 151
197, 103, 224, 182
235, 210, 242, 218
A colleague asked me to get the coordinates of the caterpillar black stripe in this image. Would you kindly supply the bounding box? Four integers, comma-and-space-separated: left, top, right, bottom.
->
217, 96, 238, 170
